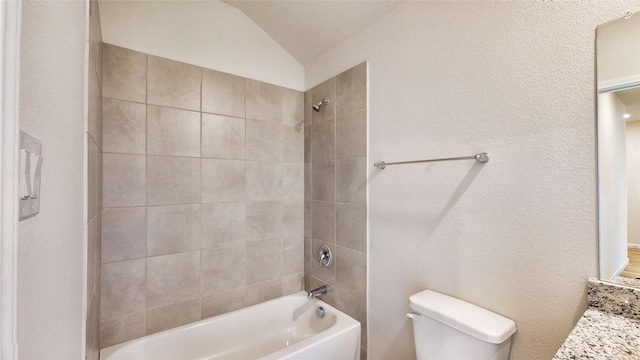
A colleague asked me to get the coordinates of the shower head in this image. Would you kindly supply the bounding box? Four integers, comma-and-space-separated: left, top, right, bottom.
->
312, 98, 329, 112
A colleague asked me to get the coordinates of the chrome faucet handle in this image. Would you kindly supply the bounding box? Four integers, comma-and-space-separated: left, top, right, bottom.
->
318, 245, 332, 267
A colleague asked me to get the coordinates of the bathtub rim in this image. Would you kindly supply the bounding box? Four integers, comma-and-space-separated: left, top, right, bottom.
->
100, 291, 361, 359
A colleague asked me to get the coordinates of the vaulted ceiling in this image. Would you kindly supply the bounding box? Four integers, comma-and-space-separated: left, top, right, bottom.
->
222, 1, 405, 65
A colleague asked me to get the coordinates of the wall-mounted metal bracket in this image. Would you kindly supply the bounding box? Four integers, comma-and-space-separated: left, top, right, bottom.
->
19, 130, 43, 221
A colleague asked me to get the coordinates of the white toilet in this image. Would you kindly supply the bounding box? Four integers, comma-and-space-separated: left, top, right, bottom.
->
408, 289, 517, 360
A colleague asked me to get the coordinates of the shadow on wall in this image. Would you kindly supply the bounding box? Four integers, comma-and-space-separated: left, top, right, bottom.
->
381, 324, 416, 360
369, 159, 486, 240
424, 162, 484, 238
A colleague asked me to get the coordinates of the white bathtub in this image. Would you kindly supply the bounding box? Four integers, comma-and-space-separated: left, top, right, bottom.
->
100, 291, 361, 360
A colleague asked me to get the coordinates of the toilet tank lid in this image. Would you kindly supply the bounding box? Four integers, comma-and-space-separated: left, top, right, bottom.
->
409, 290, 516, 344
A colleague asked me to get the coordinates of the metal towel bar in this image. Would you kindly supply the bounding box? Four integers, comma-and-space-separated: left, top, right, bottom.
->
374, 153, 489, 169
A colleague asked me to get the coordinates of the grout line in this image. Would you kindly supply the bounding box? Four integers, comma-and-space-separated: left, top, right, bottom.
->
243, 77, 248, 308
143, 53, 149, 336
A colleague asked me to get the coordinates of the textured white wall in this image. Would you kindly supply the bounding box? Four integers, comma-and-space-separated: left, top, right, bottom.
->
627, 121, 640, 246
306, 2, 640, 359
18, 1, 87, 358
598, 92, 628, 279
98, 0, 305, 91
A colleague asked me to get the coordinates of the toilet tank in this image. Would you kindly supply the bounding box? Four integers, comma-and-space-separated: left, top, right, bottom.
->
408, 290, 516, 360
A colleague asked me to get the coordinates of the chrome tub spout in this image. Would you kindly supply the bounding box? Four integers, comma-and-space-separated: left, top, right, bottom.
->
307, 285, 331, 300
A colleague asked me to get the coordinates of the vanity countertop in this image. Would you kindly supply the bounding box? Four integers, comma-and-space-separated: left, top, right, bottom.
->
553, 308, 640, 359
553, 279, 640, 359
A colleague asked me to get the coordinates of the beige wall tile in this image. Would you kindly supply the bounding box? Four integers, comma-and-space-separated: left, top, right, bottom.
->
303, 274, 311, 292
304, 237, 312, 274
201, 114, 245, 160
282, 125, 304, 163
246, 161, 283, 200
88, 138, 101, 222
147, 156, 200, 205
304, 163, 312, 200
88, 68, 103, 150
146, 299, 201, 335
282, 88, 304, 127
100, 259, 146, 319
336, 157, 366, 204
335, 246, 366, 300
336, 204, 367, 253
283, 237, 304, 275
303, 64, 368, 352
102, 44, 146, 103
336, 62, 367, 116
246, 201, 283, 242
201, 159, 245, 202
311, 78, 336, 124
202, 69, 245, 118
147, 106, 200, 157
304, 90, 312, 128
147, 55, 201, 111
310, 239, 335, 284
86, 295, 99, 360
304, 202, 311, 238
312, 201, 335, 243
100, 311, 145, 348
87, 216, 101, 307
282, 273, 304, 295
99, 47, 331, 346
94, 41, 103, 91
312, 120, 335, 162
246, 119, 283, 161
201, 203, 246, 249
201, 245, 246, 296
88, 30, 103, 352
336, 110, 366, 159
312, 160, 335, 202
304, 126, 312, 163
147, 205, 201, 257
246, 278, 282, 306
102, 207, 146, 263
146, 251, 200, 308
103, 154, 146, 207
304, 272, 312, 291
93, 219, 102, 296
246, 79, 282, 123
283, 201, 304, 238
282, 163, 304, 201
103, 99, 146, 154
89, 14, 102, 91
246, 240, 283, 284
360, 348, 367, 360
201, 287, 246, 319
335, 289, 367, 349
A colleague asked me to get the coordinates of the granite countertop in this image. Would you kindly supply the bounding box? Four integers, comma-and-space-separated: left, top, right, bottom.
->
553, 308, 640, 359
553, 280, 640, 359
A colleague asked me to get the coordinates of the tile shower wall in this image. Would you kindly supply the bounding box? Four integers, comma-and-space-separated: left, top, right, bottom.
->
304, 62, 368, 358
86, 1, 103, 359
99, 44, 304, 348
